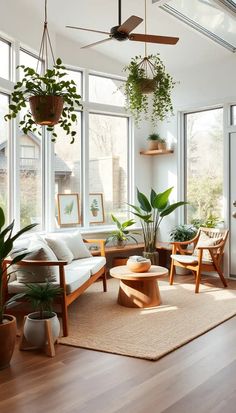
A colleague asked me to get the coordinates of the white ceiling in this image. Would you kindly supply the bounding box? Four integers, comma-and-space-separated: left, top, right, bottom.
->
21, 0, 231, 72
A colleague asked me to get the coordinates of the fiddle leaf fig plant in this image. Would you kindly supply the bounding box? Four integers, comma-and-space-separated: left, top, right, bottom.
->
4, 58, 82, 143
123, 54, 175, 125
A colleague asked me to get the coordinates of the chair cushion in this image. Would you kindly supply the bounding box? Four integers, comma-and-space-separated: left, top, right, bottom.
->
193, 232, 222, 261
12, 240, 58, 283
46, 231, 91, 260
171, 254, 198, 264
45, 237, 73, 264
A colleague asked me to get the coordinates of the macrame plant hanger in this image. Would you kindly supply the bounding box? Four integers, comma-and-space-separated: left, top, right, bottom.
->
137, 0, 156, 93
36, 0, 55, 74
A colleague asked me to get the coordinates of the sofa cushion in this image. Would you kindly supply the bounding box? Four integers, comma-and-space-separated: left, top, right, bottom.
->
8, 265, 91, 295
67, 256, 106, 276
45, 237, 73, 264
46, 231, 91, 260
13, 240, 58, 283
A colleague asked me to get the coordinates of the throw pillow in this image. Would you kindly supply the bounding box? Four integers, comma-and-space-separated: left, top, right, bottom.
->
45, 237, 73, 264
58, 231, 91, 259
193, 232, 222, 261
14, 240, 58, 283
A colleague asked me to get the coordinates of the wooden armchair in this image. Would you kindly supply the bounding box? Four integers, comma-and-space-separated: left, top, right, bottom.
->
169, 227, 229, 293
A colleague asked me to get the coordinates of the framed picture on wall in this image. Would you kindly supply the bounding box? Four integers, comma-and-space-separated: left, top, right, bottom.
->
89, 193, 104, 224
57, 193, 80, 226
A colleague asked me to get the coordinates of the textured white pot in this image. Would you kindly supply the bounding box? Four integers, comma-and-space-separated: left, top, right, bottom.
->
24, 312, 60, 348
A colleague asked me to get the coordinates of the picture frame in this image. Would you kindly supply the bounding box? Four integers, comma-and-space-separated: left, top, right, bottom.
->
89, 193, 105, 224
57, 193, 80, 226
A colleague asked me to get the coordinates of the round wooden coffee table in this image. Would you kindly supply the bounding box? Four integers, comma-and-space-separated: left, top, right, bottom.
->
110, 265, 168, 308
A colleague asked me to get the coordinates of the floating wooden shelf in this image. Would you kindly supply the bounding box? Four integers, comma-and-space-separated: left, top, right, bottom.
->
140, 149, 174, 156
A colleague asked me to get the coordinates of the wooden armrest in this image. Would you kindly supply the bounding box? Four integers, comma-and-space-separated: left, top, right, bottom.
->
83, 239, 106, 257
196, 244, 224, 251
4, 259, 68, 267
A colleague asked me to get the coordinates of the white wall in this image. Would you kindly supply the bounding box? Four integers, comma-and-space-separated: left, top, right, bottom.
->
153, 52, 236, 241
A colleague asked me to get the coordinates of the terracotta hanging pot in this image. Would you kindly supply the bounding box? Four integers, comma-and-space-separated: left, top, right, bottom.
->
0, 315, 17, 370
29, 95, 64, 126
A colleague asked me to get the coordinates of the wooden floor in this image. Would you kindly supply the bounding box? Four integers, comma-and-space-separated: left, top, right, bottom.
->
1, 314, 236, 413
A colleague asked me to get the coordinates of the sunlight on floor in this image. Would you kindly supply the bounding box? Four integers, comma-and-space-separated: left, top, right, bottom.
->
140, 305, 178, 315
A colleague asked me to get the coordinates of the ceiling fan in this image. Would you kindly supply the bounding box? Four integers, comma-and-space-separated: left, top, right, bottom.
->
66, 0, 179, 49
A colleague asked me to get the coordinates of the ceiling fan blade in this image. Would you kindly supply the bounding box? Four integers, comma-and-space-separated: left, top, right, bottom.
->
129, 33, 179, 45
66, 26, 110, 35
81, 37, 112, 49
118, 16, 143, 34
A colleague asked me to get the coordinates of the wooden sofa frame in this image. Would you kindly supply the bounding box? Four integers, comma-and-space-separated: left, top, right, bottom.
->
4, 239, 107, 337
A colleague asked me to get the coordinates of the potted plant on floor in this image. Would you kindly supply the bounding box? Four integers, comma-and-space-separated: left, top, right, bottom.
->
106, 214, 139, 248
4, 58, 82, 144
123, 54, 175, 125
14, 281, 62, 348
129, 188, 186, 264
0, 207, 37, 369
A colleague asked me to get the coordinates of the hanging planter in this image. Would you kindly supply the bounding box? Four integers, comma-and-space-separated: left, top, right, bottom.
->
4, 0, 82, 143
123, 54, 175, 125
29, 95, 64, 126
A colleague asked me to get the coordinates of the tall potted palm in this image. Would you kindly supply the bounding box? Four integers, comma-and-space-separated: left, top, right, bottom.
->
0, 207, 37, 369
129, 187, 186, 264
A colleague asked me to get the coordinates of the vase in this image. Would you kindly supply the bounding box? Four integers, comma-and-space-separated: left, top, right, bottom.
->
113, 239, 127, 249
143, 251, 159, 265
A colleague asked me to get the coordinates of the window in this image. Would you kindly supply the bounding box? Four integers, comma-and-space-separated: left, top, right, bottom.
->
65, 69, 82, 97
19, 49, 43, 79
54, 112, 82, 228
185, 108, 224, 224
19, 134, 42, 229
89, 74, 125, 106
0, 93, 10, 218
159, 0, 236, 51
0, 38, 10, 80
89, 113, 128, 225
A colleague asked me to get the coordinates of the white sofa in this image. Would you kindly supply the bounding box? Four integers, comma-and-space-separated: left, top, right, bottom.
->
4, 231, 107, 336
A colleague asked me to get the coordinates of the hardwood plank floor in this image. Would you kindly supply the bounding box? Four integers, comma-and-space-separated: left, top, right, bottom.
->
1, 315, 236, 413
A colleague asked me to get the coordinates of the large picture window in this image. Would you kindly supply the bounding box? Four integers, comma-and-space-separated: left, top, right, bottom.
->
0, 93, 10, 219
185, 108, 224, 225
89, 113, 128, 225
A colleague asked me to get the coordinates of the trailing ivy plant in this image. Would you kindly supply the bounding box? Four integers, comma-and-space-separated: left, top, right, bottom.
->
123, 54, 175, 125
4, 58, 82, 143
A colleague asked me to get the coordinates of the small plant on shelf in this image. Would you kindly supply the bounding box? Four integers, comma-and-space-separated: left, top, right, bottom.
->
105, 214, 139, 248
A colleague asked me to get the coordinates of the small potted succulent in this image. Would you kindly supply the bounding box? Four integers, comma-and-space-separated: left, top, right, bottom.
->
106, 214, 139, 248
5, 58, 82, 143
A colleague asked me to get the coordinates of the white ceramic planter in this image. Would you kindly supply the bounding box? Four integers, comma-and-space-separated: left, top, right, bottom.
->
24, 312, 60, 348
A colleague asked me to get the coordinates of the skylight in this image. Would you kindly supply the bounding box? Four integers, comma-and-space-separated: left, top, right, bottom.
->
153, 0, 236, 51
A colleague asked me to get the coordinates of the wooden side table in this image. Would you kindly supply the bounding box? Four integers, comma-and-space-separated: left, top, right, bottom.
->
110, 265, 168, 308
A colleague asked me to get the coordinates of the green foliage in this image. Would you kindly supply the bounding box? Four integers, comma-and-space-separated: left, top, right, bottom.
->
147, 133, 161, 141
169, 224, 197, 242
12, 281, 62, 320
129, 188, 186, 252
191, 214, 222, 229
0, 207, 37, 324
105, 214, 139, 246
123, 55, 175, 125
4, 58, 82, 144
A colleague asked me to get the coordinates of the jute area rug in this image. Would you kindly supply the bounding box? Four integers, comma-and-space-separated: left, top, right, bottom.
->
59, 276, 236, 360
